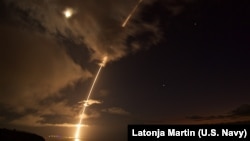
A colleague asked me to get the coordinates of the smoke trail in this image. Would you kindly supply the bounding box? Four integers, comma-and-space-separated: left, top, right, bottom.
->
74, 56, 107, 140
122, 0, 143, 27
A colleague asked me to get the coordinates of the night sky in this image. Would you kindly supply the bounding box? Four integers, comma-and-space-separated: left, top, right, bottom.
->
0, 0, 250, 141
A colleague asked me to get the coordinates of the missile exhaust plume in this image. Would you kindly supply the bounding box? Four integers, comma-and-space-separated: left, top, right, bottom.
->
74, 56, 108, 140
122, 0, 143, 27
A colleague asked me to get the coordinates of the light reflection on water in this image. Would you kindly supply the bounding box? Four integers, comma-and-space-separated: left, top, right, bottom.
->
45, 138, 85, 141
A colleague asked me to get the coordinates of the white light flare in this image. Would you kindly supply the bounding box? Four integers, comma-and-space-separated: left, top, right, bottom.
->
63, 8, 74, 18
122, 0, 143, 27
74, 56, 108, 141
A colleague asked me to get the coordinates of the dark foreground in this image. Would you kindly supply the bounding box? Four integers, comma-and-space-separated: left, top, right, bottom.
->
0, 128, 45, 141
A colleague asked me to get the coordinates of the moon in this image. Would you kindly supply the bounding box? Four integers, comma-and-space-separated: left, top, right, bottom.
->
63, 8, 74, 18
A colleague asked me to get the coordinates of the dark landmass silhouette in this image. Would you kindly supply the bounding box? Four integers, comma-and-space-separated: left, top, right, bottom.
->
222, 120, 250, 125
0, 128, 45, 141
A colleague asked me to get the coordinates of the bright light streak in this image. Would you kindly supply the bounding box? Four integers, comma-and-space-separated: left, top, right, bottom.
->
122, 0, 143, 27
74, 56, 108, 140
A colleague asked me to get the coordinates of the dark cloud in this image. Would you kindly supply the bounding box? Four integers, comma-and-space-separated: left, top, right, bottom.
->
186, 104, 250, 122
186, 115, 229, 121
231, 104, 250, 116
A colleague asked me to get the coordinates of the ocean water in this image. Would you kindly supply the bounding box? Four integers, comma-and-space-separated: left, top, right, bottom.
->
45, 136, 125, 141
45, 138, 98, 141
46, 138, 86, 141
